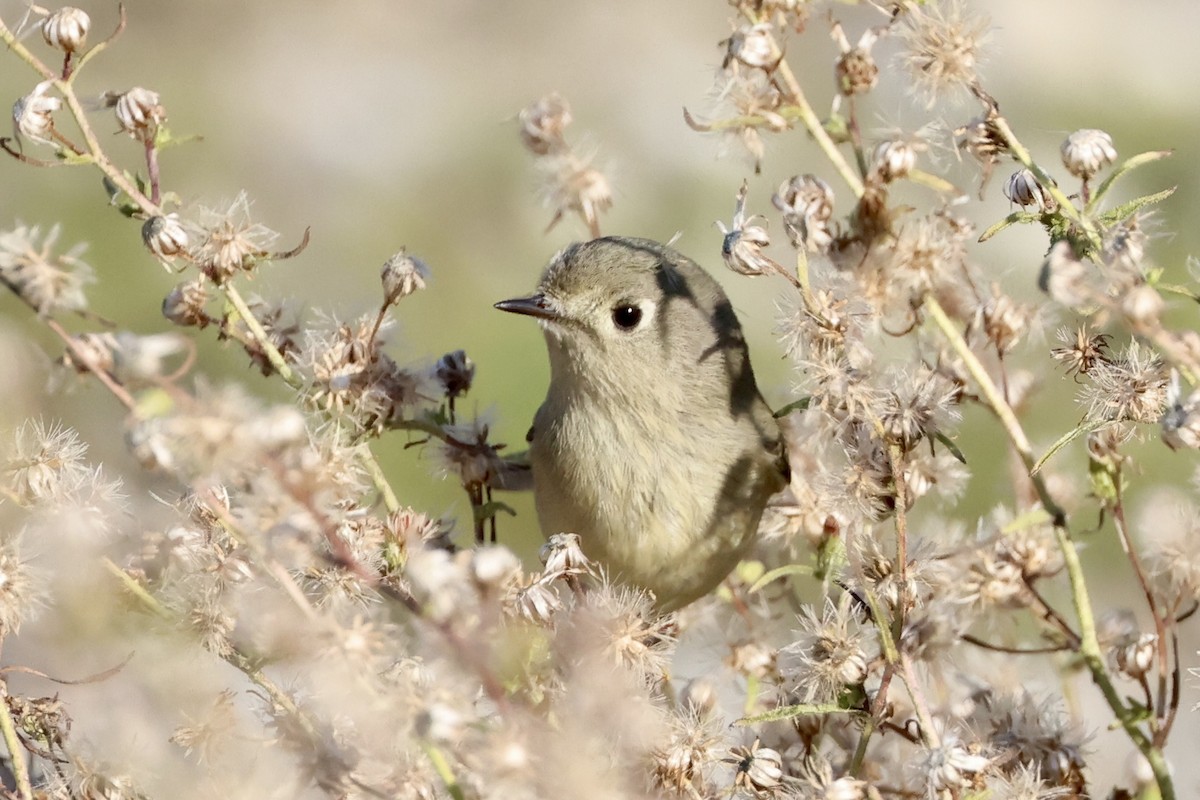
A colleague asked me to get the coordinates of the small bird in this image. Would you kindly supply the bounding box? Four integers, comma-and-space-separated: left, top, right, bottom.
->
495, 236, 788, 611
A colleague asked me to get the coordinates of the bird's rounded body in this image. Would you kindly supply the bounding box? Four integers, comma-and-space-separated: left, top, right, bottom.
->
497, 237, 787, 610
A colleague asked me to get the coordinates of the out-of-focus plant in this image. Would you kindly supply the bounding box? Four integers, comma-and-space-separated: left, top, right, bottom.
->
0, 2, 1197, 800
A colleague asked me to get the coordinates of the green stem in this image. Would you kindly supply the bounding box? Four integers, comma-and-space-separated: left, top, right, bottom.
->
738, 8, 864, 199
1053, 525, 1174, 799
420, 741, 466, 800
0, 680, 33, 800
990, 115, 1101, 251
923, 296, 1175, 799
222, 283, 298, 386
923, 295, 1067, 524
102, 559, 323, 746
362, 444, 401, 513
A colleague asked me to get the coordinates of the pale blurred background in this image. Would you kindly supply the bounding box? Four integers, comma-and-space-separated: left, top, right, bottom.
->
2, 0, 1199, 792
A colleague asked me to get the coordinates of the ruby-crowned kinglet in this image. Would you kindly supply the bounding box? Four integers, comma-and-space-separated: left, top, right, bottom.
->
495, 236, 788, 610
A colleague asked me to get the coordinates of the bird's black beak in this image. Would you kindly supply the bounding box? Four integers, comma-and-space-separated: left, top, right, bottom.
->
494, 293, 559, 320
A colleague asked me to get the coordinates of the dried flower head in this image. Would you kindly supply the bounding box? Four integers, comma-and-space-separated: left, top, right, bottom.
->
539, 532, 590, 577
919, 733, 993, 794
380, 248, 430, 303
1121, 283, 1164, 327
832, 23, 881, 96
0, 223, 93, 315
112, 87, 165, 142
773, 174, 835, 252
188, 193, 280, 283
898, 1, 990, 106
778, 597, 871, 704
718, 182, 782, 277
12, 80, 61, 145
3, 419, 91, 507
723, 23, 780, 72
510, 573, 564, 624
1038, 240, 1091, 307
701, 70, 787, 170
652, 709, 723, 794
1146, 517, 1200, 604
0, 544, 44, 637
1003, 169, 1056, 212
1060, 128, 1117, 181
518, 92, 572, 155
1162, 372, 1200, 450
434, 350, 474, 401
1079, 341, 1169, 424
955, 112, 1006, 196
870, 138, 918, 183
41, 7, 90, 53
162, 279, 212, 328
1050, 327, 1110, 378
142, 214, 189, 262
726, 739, 785, 794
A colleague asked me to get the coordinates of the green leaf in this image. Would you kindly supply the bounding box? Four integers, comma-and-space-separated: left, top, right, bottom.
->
1032, 417, 1102, 475
747, 563, 813, 594
473, 501, 517, 523
933, 431, 967, 464
999, 507, 1054, 535
1097, 186, 1177, 228
735, 702, 858, 725
1085, 149, 1173, 214
978, 210, 1042, 243
154, 125, 204, 150
773, 396, 812, 418
1157, 283, 1200, 304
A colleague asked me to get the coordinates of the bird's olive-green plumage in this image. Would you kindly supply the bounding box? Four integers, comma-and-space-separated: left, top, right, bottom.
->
496, 236, 787, 610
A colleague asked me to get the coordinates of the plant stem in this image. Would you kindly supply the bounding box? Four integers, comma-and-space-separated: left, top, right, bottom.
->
0, 680, 34, 800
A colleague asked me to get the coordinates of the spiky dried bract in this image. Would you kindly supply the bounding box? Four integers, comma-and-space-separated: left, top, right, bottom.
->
187, 193, 280, 284
4, 419, 90, 506
705, 69, 787, 169
1078, 341, 1169, 424
1050, 326, 1110, 377
967, 689, 1090, 794
651, 708, 725, 795
300, 313, 432, 432
778, 597, 871, 704
897, 1, 990, 107
0, 223, 94, 315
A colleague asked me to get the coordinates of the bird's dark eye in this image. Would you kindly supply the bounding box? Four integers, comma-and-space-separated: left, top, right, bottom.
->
612, 303, 643, 330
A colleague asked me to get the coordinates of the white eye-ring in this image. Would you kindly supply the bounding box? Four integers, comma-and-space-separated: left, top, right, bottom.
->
610, 299, 654, 332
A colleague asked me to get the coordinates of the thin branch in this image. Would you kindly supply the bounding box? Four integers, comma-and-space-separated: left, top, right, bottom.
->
0, 680, 34, 800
